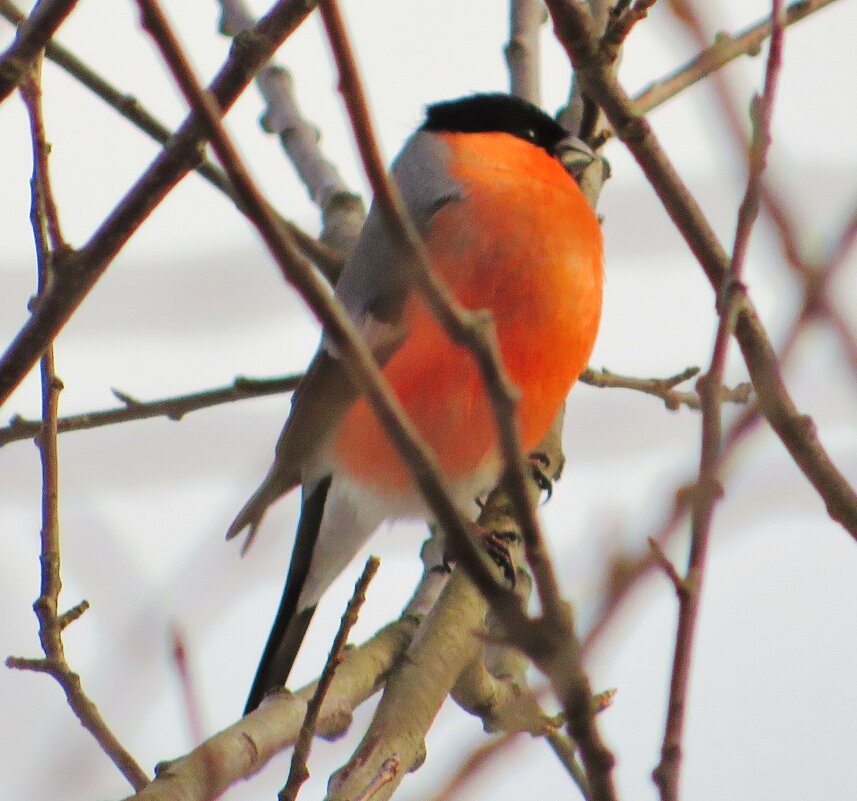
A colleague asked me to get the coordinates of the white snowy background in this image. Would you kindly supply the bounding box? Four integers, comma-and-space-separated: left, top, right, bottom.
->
1, 1, 856, 800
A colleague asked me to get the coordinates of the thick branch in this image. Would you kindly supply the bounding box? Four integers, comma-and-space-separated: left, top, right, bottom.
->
0, 0, 77, 103
123, 619, 418, 801
505, 0, 547, 104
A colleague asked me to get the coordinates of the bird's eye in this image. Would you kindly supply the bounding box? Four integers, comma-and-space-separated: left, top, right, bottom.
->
520, 127, 538, 142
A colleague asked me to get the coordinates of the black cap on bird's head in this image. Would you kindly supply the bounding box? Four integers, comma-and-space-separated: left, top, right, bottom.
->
422, 93, 570, 154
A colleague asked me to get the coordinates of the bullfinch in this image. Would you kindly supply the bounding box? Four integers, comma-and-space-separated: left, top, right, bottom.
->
228, 93, 604, 713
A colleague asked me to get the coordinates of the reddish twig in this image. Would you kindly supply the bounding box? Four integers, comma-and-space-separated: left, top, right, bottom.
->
171, 628, 206, 747
280, 557, 380, 801
544, 0, 857, 539
5, 62, 149, 793
653, 6, 784, 798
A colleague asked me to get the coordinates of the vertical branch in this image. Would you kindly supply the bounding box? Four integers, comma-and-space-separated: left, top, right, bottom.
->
505, 0, 547, 103
5, 60, 149, 792
652, 5, 785, 800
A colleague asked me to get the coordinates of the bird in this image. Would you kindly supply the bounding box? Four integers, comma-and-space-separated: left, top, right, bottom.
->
229, 93, 604, 714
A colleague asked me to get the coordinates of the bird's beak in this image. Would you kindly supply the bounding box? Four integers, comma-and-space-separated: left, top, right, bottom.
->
553, 135, 597, 180
554, 135, 610, 204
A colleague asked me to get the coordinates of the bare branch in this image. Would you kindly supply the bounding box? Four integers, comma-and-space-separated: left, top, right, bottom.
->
1, 360, 746, 448
505, 0, 547, 104
217, 0, 365, 263
123, 619, 419, 801
6, 59, 149, 793
653, 6, 785, 797
580, 365, 751, 410
633, 0, 839, 115
0, 373, 302, 446
545, 0, 857, 539
0, 0, 77, 103
0, 0, 319, 405
601, 0, 658, 64
317, 5, 618, 797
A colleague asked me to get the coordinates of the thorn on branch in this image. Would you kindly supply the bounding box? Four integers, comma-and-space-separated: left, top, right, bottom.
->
111, 387, 141, 407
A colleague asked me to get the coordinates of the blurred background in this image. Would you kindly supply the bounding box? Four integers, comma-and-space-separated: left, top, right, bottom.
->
1, 1, 856, 799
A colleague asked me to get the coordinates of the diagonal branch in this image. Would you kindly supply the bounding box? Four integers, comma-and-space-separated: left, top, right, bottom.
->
544, 0, 857, 540
0, 0, 77, 103
0, 0, 342, 275
0, 0, 318, 407
280, 557, 380, 801
632, 0, 838, 115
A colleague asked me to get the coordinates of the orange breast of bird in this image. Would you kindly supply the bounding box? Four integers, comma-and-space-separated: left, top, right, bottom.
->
332, 131, 603, 497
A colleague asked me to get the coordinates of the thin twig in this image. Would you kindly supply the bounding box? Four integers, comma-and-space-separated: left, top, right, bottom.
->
0, 0, 319, 406
6, 60, 149, 793
0, 373, 302, 446
0, 0, 77, 103
171, 628, 205, 747
652, 6, 784, 798
545, 0, 857, 539
632, 0, 839, 115
580, 365, 751, 410
0, 360, 750, 447
280, 557, 380, 801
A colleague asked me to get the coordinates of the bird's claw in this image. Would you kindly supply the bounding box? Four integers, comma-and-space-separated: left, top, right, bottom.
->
478, 527, 518, 587
530, 452, 553, 501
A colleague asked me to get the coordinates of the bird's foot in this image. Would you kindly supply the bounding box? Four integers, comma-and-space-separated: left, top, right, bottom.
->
476, 525, 518, 587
